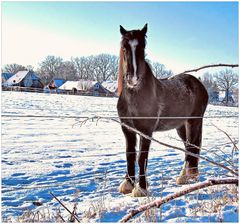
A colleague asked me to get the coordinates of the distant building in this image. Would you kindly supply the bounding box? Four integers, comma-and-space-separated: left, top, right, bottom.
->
90, 81, 110, 97
44, 79, 66, 93
58, 80, 112, 96
58, 81, 82, 94
2, 71, 44, 89
1, 72, 14, 84
101, 80, 118, 96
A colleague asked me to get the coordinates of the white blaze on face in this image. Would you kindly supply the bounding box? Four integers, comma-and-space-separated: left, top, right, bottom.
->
128, 39, 138, 84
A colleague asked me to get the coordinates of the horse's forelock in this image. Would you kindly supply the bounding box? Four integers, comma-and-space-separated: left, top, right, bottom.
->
121, 30, 146, 45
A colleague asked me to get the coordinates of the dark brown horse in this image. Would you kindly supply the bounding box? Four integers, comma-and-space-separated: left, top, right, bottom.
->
117, 24, 208, 197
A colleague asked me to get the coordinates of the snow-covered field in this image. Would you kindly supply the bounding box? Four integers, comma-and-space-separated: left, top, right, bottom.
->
1, 91, 239, 222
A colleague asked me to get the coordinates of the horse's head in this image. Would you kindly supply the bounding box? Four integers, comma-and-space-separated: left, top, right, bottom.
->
118, 24, 147, 94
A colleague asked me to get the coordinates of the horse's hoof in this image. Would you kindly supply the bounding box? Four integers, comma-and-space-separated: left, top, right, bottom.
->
176, 168, 199, 185
176, 175, 189, 185
131, 184, 148, 197
119, 179, 134, 194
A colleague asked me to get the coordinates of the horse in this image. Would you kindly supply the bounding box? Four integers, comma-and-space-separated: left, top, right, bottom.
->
117, 24, 209, 197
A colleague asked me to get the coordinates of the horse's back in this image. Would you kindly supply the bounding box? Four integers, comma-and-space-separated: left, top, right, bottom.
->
178, 74, 209, 112
160, 74, 208, 113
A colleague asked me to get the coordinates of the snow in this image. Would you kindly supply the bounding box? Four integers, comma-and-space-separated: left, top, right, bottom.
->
1, 91, 239, 222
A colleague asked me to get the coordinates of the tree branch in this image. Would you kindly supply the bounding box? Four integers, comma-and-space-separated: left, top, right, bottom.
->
109, 118, 238, 176
177, 64, 239, 75
120, 178, 238, 222
75, 116, 238, 176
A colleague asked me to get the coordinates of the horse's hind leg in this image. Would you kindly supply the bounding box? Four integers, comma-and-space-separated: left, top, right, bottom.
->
176, 120, 202, 184
119, 126, 136, 194
176, 125, 189, 184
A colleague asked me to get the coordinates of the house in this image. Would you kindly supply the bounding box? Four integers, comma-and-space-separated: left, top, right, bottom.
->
101, 80, 118, 96
2, 71, 44, 89
58, 80, 111, 96
58, 81, 82, 94
87, 81, 109, 96
44, 79, 66, 93
2, 72, 14, 84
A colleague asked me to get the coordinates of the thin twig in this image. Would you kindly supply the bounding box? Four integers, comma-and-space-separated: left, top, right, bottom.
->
58, 214, 66, 222
177, 64, 239, 75
211, 122, 239, 151
50, 192, 81, 223
69, 203, 78, 222
120, 178, 238, 222
57, 207, 66, 222
167, 134, 238, 171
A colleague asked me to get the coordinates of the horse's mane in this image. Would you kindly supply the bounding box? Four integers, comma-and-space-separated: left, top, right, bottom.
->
117, 47, 124, 96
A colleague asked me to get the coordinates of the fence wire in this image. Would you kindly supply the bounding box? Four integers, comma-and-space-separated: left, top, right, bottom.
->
1, 114, 239, 120
2, 113, 238, 193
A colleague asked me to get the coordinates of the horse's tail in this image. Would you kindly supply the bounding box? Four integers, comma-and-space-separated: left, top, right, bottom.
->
117, 47, 124, 96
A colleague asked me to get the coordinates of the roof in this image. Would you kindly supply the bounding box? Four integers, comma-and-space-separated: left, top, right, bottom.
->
3, 71, 39, 86
2, 72, 14, 81
101, 81, 118, 93
54, 79, 66, 87
58, 80, 100, 91
48, 79, 66, 88
58, 81, 82, 90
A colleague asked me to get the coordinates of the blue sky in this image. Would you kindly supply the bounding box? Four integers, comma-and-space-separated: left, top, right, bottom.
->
2, 1, 239, 75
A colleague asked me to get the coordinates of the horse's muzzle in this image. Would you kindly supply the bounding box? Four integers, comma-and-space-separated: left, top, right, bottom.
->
126, 74, 139, 88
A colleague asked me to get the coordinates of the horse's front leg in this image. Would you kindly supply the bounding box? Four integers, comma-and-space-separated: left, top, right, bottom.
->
132, 135, 151, 197
119, 127, 136, 194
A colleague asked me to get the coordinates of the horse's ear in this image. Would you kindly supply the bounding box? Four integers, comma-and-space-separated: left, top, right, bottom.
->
120, 25, 127, 35
141, 23, 148, 35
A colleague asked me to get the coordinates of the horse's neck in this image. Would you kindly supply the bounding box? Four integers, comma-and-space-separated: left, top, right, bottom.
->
143, 62, 156, 83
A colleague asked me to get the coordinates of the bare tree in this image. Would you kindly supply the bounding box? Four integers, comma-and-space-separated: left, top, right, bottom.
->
232, 87, 239, 105
202, 72, 215, 90
87, 55, 99, 81
107, 55, 119, 81
58, 61, 77, 80
214, 69, 238, 105
38, 56, 63, 84
2, 63, 27, 74
148, 61, 173, 79
71, 56, 91, 80
71, 54, 118, 82
91, 54, 118, 82
201, 72, 219, 103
